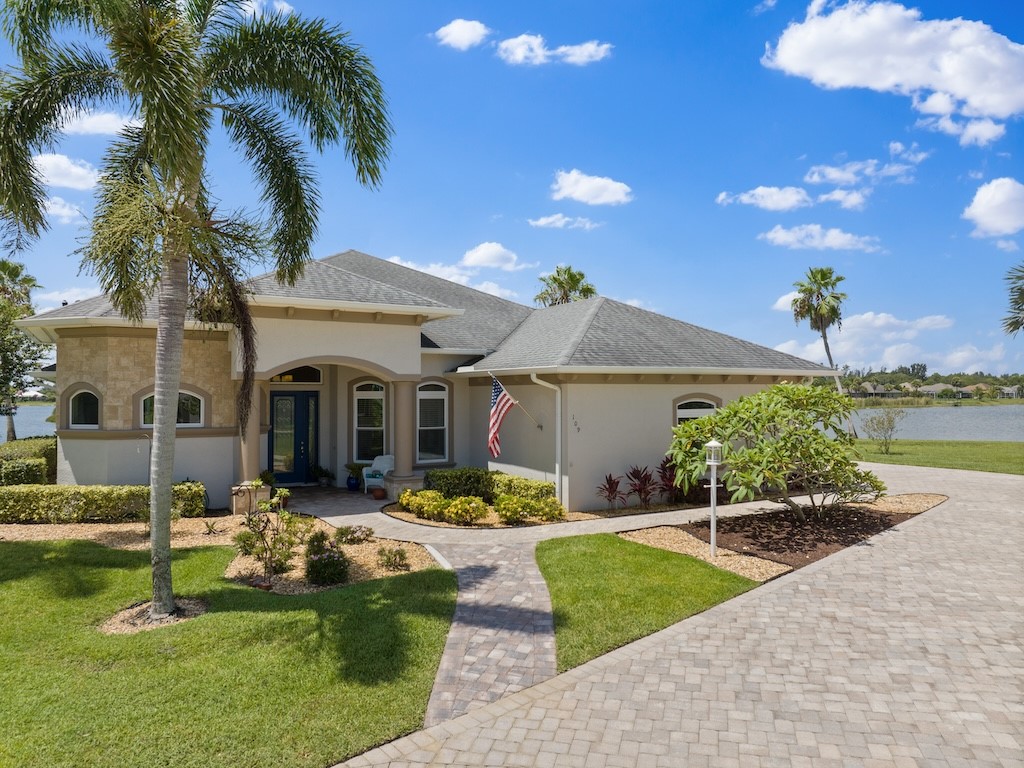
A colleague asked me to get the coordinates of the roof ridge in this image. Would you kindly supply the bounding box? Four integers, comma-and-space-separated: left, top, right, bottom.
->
557, 297, 605, 366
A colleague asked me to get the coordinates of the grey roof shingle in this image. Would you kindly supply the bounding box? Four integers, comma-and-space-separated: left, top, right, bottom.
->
320, 250, 532, 350
462, 297, 828, 374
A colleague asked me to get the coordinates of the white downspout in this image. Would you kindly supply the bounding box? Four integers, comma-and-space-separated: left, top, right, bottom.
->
530, 373, 562, 505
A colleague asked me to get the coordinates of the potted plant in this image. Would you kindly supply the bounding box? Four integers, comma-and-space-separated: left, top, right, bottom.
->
310, 465, 335, 487
344, 462, 367, 492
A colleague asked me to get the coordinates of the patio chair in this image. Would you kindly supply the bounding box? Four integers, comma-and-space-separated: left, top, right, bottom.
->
362, 454, 394, 493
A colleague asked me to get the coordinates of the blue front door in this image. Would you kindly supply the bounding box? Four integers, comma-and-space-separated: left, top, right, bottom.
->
270, 391, 318, 484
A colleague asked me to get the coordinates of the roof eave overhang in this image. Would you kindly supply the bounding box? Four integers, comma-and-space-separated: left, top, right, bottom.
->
249, 294, 462, 321
15, 316, 231, 344
454, 364, 828, 379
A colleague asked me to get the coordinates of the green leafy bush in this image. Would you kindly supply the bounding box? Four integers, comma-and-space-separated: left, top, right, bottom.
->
0, 481, 206, 523
492, 473, 555, 500
0, 436, 56, 483
443, 496, 487, 525
401, 489, 449, 521
335, 525, 374, 545
0, 457, 46, 485
377, 546, 409, 571
494, 494, 534, 525
533, 496, 565, 522
240, 492, 313, 581
305, 529, 331, 557
423, 467, 494, 501
233, 529, 258, 556
306, 545, 349, 585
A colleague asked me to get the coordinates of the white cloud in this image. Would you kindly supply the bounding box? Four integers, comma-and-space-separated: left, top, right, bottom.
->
32, 154, 98, 190
917, 114, 1007, 146
64, 110, 139, 136
889, 141, 930, 164
34, 285, 99, 313
996, 240, 1019, 252
551, 169, 632, 206
817, 188, 870, 210
497, 34, 612, 66
771, 290, 800, 311
434, 19, 491, 50
716, 185, 811, 211
962, 177, 1024, 237
804, 158, 914, 186
472, 281, 518, 299
754, 0, 778, 15
44, 196, 84, 225
935, 343, 1005, 373
528, 213, 600, 230
460, 242, 534, 271
241, 0, 293, 15
763, 2, 1024, 145
758, 223, 881, 252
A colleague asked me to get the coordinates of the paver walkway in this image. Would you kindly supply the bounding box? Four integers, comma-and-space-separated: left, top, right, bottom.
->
322, 464, 1023, 767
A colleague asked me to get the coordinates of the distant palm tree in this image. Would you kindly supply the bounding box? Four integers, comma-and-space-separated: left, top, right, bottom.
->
1003, 263, 1024, 336
791, 266, 847, 376
0, 258, 40, 440
0, 0, 391, 618
535, 265, 597, 306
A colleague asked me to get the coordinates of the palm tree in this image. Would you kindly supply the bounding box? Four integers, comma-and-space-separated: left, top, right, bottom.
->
0, 258, 40, 440
534, 265, 597, 306
0, 0, 391, 618
791, 266, 847, 378
1003, 263, 1024, 336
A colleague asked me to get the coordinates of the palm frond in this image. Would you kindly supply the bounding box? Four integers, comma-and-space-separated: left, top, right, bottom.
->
219, 99, 317, 283
206, 13, 391, 186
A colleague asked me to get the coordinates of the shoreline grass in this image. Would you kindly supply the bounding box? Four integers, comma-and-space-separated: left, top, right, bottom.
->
0, 540, 456, 768
537, 534, 754, 672
855, 439, 1023, 475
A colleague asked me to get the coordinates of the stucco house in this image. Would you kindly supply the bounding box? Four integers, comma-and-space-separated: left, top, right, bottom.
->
18, 249, 827, 511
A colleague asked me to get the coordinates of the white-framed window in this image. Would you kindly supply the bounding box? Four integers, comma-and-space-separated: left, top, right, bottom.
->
417, 382, 448, 463
353, 381, 385, 462
676, 399, 717, 425
141, 391, 204, 428
69, 390, 100, 429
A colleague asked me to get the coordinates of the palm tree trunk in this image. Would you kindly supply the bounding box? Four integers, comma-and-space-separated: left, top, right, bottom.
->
6, 401, 16, 442
149, 251, 189, 619
821, 327, 858, 437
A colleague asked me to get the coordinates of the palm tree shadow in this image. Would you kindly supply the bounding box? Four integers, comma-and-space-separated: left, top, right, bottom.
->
0, 540, 149, 598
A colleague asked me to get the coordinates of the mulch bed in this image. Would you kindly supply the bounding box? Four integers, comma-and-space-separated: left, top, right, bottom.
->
678, 498, 943, 570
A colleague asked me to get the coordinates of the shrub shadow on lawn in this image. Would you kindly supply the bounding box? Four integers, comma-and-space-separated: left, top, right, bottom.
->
202, 568, 458, 686
0, 540, 150, 598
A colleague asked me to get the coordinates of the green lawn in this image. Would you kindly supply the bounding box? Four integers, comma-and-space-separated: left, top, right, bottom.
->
536, 534, 755, 672
0, 540, 456, 768
855, 439, 1024, 475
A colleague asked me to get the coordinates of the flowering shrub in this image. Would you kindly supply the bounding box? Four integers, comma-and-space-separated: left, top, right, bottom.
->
494, 494, 534, 525
306, 545, 350, 586
335, 525, 374, 545
533, 496, 565, 522
377, 546, 409, 571
444, 496, 487, 525
402, 490, 449, 521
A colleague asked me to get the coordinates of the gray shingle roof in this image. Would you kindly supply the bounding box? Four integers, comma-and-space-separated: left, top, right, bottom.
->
320, 250, 532, 350
462, 297, 828, 374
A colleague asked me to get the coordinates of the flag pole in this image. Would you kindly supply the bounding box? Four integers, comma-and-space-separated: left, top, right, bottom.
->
489, 372, 543, 430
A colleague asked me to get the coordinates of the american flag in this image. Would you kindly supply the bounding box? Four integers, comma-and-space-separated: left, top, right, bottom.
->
488, 378, 515, 458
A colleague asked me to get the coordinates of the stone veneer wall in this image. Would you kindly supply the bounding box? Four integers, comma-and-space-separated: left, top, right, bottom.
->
56, 328, 235, 430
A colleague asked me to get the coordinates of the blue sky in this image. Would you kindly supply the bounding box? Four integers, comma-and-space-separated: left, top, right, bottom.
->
7, 0, 1024, 375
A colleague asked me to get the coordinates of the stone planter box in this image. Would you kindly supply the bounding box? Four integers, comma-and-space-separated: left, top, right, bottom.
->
230, 484, 271, 516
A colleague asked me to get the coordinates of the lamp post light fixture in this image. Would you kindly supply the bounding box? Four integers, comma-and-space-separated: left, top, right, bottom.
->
705, 439, 723, 558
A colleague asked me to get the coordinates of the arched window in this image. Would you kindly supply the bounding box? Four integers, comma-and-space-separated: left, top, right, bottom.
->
353, 381, 385, 461
270, 365, 322, 383
142, 391, 204, 428
676, 399, 717, 425
417, 382, 448, 463
69, 390, 100, 429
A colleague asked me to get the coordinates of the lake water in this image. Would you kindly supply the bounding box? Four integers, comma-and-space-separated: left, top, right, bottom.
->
0, 405, 56, 443
851, 404, 1024, 443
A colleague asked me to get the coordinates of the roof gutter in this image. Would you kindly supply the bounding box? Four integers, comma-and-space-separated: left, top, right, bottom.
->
456, 364, 827, 379
530, 373, 562, 505
248, 294, 463, 322
15, 316, 231, 345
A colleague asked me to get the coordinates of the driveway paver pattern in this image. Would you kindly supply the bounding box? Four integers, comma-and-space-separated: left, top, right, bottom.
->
329, 464, 1023, 767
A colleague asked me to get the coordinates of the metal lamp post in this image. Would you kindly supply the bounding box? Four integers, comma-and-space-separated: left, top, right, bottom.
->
705, 439, 722, 558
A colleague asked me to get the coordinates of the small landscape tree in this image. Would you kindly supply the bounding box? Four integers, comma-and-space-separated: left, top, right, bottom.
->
862, 406, 906, 455
667, 383, 885, 523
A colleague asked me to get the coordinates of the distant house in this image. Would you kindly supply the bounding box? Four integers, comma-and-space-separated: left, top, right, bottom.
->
18, 249, 828, 511
851, 382, 901, 399
999, 386, 1021, 399
918, 383, 954, 398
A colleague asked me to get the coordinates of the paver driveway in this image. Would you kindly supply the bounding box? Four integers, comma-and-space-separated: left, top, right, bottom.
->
335, 464, 1023, 767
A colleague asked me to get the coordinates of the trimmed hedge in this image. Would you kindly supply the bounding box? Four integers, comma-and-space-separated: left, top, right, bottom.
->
0, 436, 57, 484
423, 467, 493, 501
492, 473, 555, 500
0, 480, 207, 523
0, 457, 47, 486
